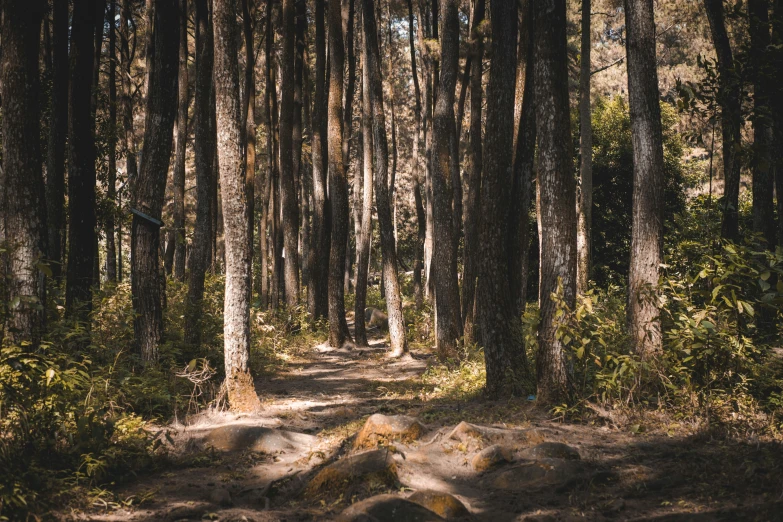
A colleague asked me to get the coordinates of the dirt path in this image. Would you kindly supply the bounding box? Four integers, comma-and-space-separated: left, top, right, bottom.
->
80, 329, 783, 521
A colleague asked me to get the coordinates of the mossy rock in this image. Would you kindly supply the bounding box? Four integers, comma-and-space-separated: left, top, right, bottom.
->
408, 490, 472, 520
520, 442, 581, 461
447, 421, 546, 450
305, 449, 399, 499
353, 414, 425, 450
336, 494, 445, 522
471, 444, 514, 472
205, 425, 317, 454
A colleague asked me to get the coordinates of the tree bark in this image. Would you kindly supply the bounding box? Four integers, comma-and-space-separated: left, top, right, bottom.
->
66, 0, 98, 321
185, 0, 216, 347
292, 0, 306, 285
704, 0, 742, 242
1, 0, 46, 347
280, 0, 301, 304
170, 0, 188, 281
106, 0, 118, 283
131, 0, 179, 364
362, 0, 408, 357
748, 0, 776, 246
119, 0, 138, 284
355, 18, 373, 348
243, 0, 257, 265
625, 0, 665, 358
46, 0, 69, 282
406, 0, 425, 310
478, 0, 529, 397
576, 0, 592, 295
535, 0, 576, 402
431, 0, 462, 359
328, 0, 353, 347
214, 0, 262, 411
461, 0, 485, 344
308, 0, 331, 319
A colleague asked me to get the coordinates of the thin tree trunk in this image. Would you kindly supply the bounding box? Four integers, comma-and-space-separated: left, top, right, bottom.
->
406, 0, 425, 310
748, 0, 776, 246
171, 0, 188, 281
363, 0, 408, 357
704, 0, 742, 242
308, 0, 330, 319
292, 0, 306, 287
66, 0, 98, 321
576, 0, 592, 295
243, 0, 257, 266
625, 0, 665, 358
46, 0, 69, 282
214, 0, 262, 411
385, 1, 398, 245
280, 0, 302, 304
431, 0, 462, 359
328, 0, 353, 347
420, 2, 435, 299
535, 0, 576, 402
1, 0, 46, 346
342, 0, 357, 298
355, 10, 373, 348
106, 0, 118, 283
185, 0, 215, 346
461, 0, 485, 343
131, 0, 179, 364
120, 0, 138, 283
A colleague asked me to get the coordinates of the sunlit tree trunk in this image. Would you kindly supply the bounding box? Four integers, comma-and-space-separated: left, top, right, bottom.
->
214, 0, 262, 410
535, 0, 576, 402
106, 0, 119, 283
363, 0, 408, 357
171, 0, 188, 281
119, 0, 138, 283
1, 0, 47, 346
576, 0, 592, 295
625, 0, 665, 358
243, 0, 257, 270
131, 0, 179, 364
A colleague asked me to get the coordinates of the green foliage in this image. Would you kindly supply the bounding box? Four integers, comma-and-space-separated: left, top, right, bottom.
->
590, 96, 690, 285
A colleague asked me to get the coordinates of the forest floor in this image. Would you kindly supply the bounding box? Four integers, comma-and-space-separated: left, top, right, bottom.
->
72, 323, 783, 522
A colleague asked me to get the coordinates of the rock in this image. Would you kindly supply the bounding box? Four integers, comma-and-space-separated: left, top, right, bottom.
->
305, 449, 399, 498
408, 490, 471, 520
447, 422, 546, 450
365, 308, 389, 329
471, 444, 514, 472
205, 425, 317, 454
166, 505, 208, 521
336, 494, 445, 522
491, 458, 585, 490
520, 442, 581, 461
354, 414, 425, 450
208, 487, 233, 507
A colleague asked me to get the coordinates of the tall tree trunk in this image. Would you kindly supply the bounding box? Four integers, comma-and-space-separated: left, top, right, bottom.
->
328, 0, 353, 347
1, 0, 46, 346
385, 1, 399, 245
280, 0, 302, 304
478, 0, 528, 397
185, 0, 216, 346
535, 0, 576, 402
292, 0, 306, 286
355, 20, 373, 348
308, 0, 330, 319
704, 0, 742, 242
430, 0, 462, 359
46, 0, 69, 282
461, 0, 485, 343
406, 0, 425, 310
243, 0, 257, 266
66, 0, 98, 321
120, 0, 138, 284
214, 0, 262, 411
342, 0, 357, 298
576, 0, 592, 294
170, 0, 188, 281
748, 0, 776, 246
362, 0, 408, 356
106, 0, 118, 283
772, 0, 783, 246
509, 0, 536, 316
625, 0, 665, 358
131, 0, 179, 364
